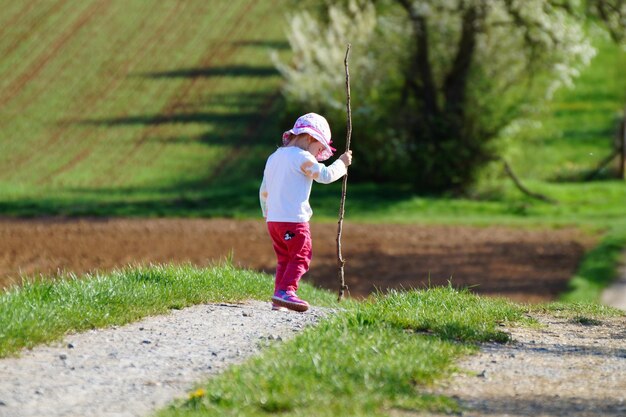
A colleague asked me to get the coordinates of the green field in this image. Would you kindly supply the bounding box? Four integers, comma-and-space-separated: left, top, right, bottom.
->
0, 0, 288, 215
0, 0, 623, 223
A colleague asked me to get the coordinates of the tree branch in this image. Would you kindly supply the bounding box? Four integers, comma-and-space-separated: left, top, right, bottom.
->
502, 159, 558, 203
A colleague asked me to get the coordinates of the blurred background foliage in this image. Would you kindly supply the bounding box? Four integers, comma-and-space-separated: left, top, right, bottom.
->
276, 0, 626, 193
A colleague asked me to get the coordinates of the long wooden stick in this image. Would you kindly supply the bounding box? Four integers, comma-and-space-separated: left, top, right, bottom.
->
337, 44, 352, 302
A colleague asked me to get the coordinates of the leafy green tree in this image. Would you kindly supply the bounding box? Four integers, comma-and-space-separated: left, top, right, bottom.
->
274, 0, 624, 192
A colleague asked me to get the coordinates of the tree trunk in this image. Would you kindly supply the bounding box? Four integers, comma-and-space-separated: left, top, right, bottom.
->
397, 0, 439, 118
444, 5, 482, 118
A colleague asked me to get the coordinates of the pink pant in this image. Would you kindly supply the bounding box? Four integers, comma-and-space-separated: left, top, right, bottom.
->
267, 222, 312, 293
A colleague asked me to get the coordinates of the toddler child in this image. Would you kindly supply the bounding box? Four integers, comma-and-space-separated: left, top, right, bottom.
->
259, 113, 352, 312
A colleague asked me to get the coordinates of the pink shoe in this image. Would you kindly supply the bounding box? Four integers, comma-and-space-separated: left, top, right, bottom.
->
271, 290, 309, 312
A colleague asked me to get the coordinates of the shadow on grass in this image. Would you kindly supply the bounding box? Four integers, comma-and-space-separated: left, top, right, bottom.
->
0, 177, 417, 219
0, 185, 259, 218
76, 112, 266, 146
78, 112, 257, 127
69, 88, 283, 145
555, 125, 615, 141
232, 40, 289, 50
139, 65, 278, 79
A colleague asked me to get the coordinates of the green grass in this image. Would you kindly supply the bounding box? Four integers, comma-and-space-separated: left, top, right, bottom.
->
528, 299, 624, 329
169, 320, 470, 416
160, 320, 468, 416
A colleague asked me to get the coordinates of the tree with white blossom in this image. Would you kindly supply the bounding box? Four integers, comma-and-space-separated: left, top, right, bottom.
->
274, 0, 624, 191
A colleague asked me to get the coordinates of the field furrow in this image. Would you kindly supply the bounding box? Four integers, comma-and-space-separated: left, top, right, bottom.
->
81, 2, 232, 186
0, 1, 38, 42
0, 0, 72, 79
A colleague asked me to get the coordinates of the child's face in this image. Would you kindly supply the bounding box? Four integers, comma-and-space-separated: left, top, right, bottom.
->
307, 136, 325, 159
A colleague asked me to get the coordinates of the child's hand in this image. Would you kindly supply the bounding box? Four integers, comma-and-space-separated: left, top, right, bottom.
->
339, 150, 352, 167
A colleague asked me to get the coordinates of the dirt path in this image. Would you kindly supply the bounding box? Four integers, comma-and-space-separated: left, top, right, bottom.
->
0, 301, 327, 417
602, 253, 626, 310
0, 218, 593, 302
427, 313, 626, 417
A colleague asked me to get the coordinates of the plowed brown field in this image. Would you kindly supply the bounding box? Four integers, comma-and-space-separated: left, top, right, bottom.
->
0, 218, 593, 302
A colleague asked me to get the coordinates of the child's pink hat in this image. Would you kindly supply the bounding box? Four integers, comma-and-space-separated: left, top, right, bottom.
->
282, 113, 336, 161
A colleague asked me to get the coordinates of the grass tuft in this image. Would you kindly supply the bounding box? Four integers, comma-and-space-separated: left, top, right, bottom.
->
353, 286, 529, 343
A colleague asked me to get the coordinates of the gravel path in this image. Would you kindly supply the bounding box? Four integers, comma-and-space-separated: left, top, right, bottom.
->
423, 256, 626, 417
428, 313, 626, 417
0, 301, 327, 417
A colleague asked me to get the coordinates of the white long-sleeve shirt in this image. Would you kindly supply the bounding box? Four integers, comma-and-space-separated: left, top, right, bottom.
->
259, 146, 347, 222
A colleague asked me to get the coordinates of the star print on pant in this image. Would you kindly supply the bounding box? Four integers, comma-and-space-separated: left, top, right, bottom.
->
267, 222, 312, 293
